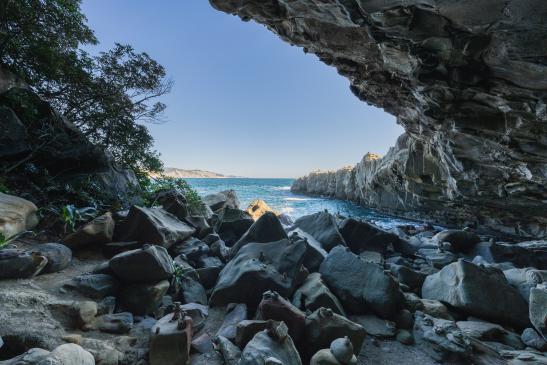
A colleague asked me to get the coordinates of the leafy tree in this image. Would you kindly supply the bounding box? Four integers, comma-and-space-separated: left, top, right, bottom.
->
0, 0, 170, 178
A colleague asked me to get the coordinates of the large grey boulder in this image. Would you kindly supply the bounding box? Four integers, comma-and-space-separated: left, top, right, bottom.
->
119, 280, 169, 315
64, 213, 115, 248
291, 211, 345, 252
319, 246, 405, 318
504, 268, 547, 303
117, 206, 195, 248
229, 212, 288, 258
214, 207, 253, 245
109, 244, 174, 283
292, 273, 346, 316
238, 323, 302, 365
209, 239, 307, 308
26, 243, 72, 274
338, 218, 403, 254
302, 308, 365, 363
529, 284, 547, 339
422, 259, 529, 328
0, 249, 47, 279
432, 230, 480, 253
203, 190, 239, 212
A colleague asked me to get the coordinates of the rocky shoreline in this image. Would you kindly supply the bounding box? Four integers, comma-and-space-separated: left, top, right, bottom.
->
0, 189, 546, 364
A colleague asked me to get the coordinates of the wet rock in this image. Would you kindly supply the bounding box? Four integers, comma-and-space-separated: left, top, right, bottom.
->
291, 211, 345, 252
109, 244, 174, 283
433, 230, 480, 253
0, 192, 38, 238
64, 212, 115, 248
302, 308, 365, 363
292, 273, 346, 316
529, 284, 547, 339
238, 322, 302, 365
235, 320, 271, 348
257, 291, 306, 343
521, 328, 547, 351
216, 336, 241, 365
119, 279, 170, 315
396, 330, 414, 345
179, 276, 207, 305
216, 303, 247, 341
117, 206, 195, 248
422, 260, 529, 328
0, 250, 47, 279
209, 239, 307, 308
102, 241, 141, 258
338, 218, 402, 254
351, 315, 396, 339
203, 190, 240, 213
149, 308, 193, 365
319, 246, 405, 317
64, 274, 119, 299
504, 268, 547, 303
413, 311, 471, 361
172, 238, 210, 262
26, 243, 71, 274
230, 212, 288, 258
86, 312, 133, 334
455, 321, 505, 340
388, 263, 427, 291
214, 207, 253, 245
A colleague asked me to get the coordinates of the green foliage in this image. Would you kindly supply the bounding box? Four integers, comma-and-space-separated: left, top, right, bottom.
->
0, 178, 9, 194
0, 232, 8, 249
1, 0, 169, 178
60, 204, 97, 233
141, 175, 206, 215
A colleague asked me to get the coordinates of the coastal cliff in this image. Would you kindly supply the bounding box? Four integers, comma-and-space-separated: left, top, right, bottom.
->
210, 0, 547, 239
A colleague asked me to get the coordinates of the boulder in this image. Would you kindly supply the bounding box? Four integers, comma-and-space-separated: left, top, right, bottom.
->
63, 212, 114, 248
203, 190, 240, 212
235, 320, 271, 348
469, 240, 547, 269
214, 207, 253, 245
109, 244, 174, 283
191, 333, 214, 354
238, 322, 302, 365
455, 321, 506, 340
413, 312, 471, 361
0, 249, 47, 279
43, 344, 95, 365
302, 308, 365, 363
291, 211, 345, 252
26, 243, 71, 274
155, 189, 188, 220
319, 246, 405, 318
119, 280, 170, 315
117, 206, 195, 248
521, 328, 547, 351
388, 263, 427, 291
433, 230, 480, 252
209, 239, 307, 308
289, 229, 327, 273
179, 276, 207, 305
185, 216, 212, 238
150, 309, 193, 365
292, 273, 346, 316
257, 291, 306, 343
338, 218, 402, 254
529, 284, 547, 339
421, 260, 529, 328
216, 303, 248, 341
102, 241, 141, 258
216, 336, 241, 365
195, 257, 223, 289
230, 212, 288, 258
0, 193, 38, 239
351, 315, 396, 338
171, 238, 210, 262
330, 337, 357, 364
87, 312, 133, 334
246, 199, 276, 220
504, 268, 547, 303
64, 274, 119, 299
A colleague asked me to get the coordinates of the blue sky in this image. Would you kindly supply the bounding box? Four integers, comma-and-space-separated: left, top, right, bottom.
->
81, 0, 403, 178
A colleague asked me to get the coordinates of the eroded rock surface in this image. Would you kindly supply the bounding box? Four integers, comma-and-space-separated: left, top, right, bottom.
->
209, 0, 547, 238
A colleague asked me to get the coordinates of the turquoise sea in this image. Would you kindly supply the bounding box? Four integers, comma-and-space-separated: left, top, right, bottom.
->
187, 178, 419, 230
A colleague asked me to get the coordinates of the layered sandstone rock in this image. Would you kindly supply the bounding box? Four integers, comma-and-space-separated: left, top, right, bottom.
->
210, 0, 547, 238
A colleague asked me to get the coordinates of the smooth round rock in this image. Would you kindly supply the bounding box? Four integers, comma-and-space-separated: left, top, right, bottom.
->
330, 337, 354, 364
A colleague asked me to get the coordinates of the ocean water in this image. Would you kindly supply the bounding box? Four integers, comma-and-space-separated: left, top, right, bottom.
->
187, 178, 419, 230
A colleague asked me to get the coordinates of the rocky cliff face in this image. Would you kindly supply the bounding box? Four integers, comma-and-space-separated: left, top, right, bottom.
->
210, 0, 547, 238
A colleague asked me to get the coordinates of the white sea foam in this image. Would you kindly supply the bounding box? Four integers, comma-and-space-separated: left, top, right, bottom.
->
284, 197, 309, 201
272, 186, 291, 191
281, 207, 295, 214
